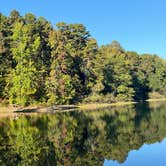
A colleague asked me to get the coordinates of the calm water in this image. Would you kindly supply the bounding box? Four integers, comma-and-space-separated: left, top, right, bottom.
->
0, 101, 166, 166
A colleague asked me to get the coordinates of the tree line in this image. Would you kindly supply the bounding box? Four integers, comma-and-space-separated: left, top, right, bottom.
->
0, 10, 166, 106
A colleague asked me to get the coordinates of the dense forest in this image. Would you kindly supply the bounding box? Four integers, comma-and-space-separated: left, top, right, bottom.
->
0, 10, 166, 106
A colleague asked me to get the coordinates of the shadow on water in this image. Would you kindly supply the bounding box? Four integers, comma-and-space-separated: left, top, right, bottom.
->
0, 101, 166, 165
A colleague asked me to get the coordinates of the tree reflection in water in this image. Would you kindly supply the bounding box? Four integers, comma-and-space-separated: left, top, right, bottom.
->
0, 101, 166, 166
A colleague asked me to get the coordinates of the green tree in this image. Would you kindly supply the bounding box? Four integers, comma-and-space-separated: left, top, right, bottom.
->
46, 27, 76, 104
0, 13, 13, 100
8, 22, 40, 106
89, 42, 135, 102
47, 22, 97, 104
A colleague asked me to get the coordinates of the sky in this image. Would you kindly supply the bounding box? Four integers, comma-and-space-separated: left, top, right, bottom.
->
0, 0, 166, 59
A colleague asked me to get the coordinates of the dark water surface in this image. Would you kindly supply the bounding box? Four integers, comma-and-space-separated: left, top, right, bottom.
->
0, 101, 166, 166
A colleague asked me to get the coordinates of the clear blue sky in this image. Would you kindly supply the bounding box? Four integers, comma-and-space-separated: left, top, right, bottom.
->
1, 0, 166, 58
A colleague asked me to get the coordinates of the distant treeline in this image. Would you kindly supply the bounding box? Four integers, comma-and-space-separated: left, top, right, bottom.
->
0, 10, 166, 106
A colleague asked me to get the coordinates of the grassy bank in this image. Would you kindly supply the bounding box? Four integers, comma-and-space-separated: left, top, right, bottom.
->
78, 101, 137, 110
79, 98, 166, 110
146, 98, 166, 102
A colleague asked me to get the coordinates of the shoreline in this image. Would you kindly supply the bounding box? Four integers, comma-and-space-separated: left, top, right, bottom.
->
0, 98, 166, 114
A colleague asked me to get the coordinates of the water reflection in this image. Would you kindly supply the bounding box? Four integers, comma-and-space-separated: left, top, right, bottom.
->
0, 101, 166, 165
104, 138, 166, 166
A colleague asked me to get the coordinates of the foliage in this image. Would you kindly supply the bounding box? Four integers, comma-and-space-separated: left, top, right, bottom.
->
0, 11, 166, 105
7, 22, 40, 106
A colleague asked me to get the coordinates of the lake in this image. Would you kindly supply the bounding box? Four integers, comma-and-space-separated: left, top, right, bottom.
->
0, 101, 166, 165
